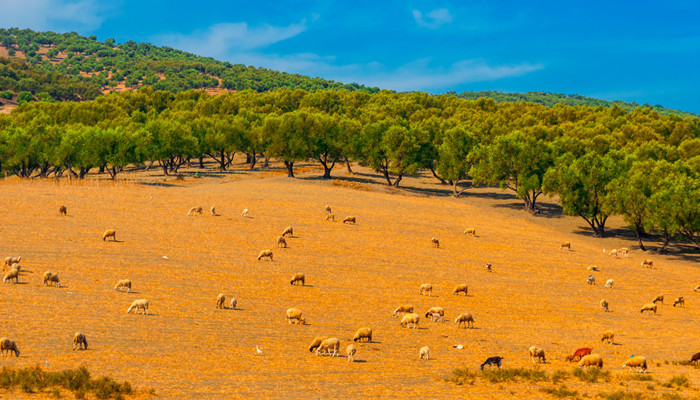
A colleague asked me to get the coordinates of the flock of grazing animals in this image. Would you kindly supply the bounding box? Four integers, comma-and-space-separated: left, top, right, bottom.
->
1, 202, 698, 390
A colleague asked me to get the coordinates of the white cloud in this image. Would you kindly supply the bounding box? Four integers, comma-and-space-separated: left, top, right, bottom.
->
154, 20, 307, 60
0, 0, 109, 31
412, 8, 453, 29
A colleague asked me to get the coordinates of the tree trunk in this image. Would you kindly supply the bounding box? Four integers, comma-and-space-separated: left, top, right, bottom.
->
263, 156, 270, 168
344, 157, 354, 174
245, 153, 253, 164
659, 231, 672, 254
79, 167, 90, 179
199, 156, 204, 169
99, 163, 107, 174
634, 225, 647, 251
428, 166, 447, 184
249, 153, 257, 170
284, 160, 294, 178
392, 174, 403, 187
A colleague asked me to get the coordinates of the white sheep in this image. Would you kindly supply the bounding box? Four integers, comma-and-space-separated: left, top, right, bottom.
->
308, 337, 328, 353
393, 305, 414, 317
618, 247, 629, 257
127, 299, 149, 315
325, 213, 335, 222
485, 263, 492, 272
43, 271, 61, 287
673, 297, 684, 307
600, 299, 609, 312
455, 313, 474, 328
400, 313, 420, 329
652, 295, 664, 304
641, 259, 653, 268
73, 332, 88, 350
424, 307, 445, 320
0, 337, 19, 357
210, 206, 217, 216
342, 216, 356, 224
529, 346, 546, 363
230, 298, 237, 310
316, 338, 340, 357
419, 283, 433, 296
324, 205, 332, 214
241, 208, 249, 217
463, 228, 476, 236
257, 249, 273, 261
281, 226, 294, 237
453, 284, 468, 296
419, 346, 430, 360
601, 330, 614, 343
3, 268, 20, 284
103, 229, 117, 241
431, 238, 440, 248
346, 344, 356, 362
353, 327, 373, 342
187, 206, 203, 216
608, 248, 619, 257
560, 241, 571, 250
695, 285, 699, 292
578, 354, 603, 369
640, 303, 657, 314
286, 308, 306, 325
277, 236, 287, 248
622, 356, 647, 373
605, 279, 614, 288
216, 293, 226, 309
290, 273, 305, 286
3, 256, 21, 270
114, 279, 132, 293
587, 265, 600, 271
587, 275, 596, 285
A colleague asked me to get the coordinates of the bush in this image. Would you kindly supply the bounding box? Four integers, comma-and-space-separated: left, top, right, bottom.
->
662, 375, 690, 388
539, 385, 578, 398
0, 90, 12, 100
573, 367, 610, 383
481, 367, 548, 383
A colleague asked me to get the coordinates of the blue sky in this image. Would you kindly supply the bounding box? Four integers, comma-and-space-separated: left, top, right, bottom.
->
1, 0, 699, 113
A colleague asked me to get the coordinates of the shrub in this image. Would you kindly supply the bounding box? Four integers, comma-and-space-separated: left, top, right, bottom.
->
662, 375, 690, 388
539, 385, 579, 398
573, 367, 611, 383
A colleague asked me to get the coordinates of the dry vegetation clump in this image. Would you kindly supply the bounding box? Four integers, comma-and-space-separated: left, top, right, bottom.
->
332, 179, 371, 191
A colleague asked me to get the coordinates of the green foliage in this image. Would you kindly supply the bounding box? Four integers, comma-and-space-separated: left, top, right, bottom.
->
481, 367, 549, 383
539, 384, 579, 398
662, 375, 690, 388
572, 368, 611, 383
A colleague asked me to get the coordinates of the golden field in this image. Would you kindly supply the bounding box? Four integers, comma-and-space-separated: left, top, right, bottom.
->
0, 160, 698, 399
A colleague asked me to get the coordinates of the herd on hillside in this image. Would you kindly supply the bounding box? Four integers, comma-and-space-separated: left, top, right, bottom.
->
2, 204, 700, 376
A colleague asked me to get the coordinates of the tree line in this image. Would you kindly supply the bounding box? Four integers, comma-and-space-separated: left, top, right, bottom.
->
0, 87, 697, 251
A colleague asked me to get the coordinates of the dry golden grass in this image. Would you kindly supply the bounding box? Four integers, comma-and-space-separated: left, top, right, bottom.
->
0, 163, 698, 399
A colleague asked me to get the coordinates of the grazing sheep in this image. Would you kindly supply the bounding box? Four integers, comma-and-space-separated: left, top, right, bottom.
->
601, 330, 614, 343
652, 295, 664, 304
210, 206, 217, 216
641, 259, 653, 268
578, 354, 603, 369
452, 284, 468, 296
587, 275, 596, 285
113, 279, 132, 293
73, 332, 88, 350
587, 265, 600, 271
560, 241, 571, 250
4, 256, 21, 270
419, 283, 433, 296
316, 338, 340, 357
230, 298, 237, 310
424, 307, 445, 319
241, 209, 249, 217
481, 356, 503, 369
485, 263, 492, 272
103, 229, 117, 241
605, 279, 614, 288
216, 293, 226, 309
419, 346, 430, 360
187, 206, 203, 216
127, 299, 149, 315
59, 205, 67, 215
622, 356, 647, 373
43, 271, 61, 287
346, 344, 356, 362
673, 297, 685, 307
640, 303, 657, 314
431, 238, 440, 248
393, 305, 414, 317
0, 338, 20, 357
257, 249, 273, 261
290, 273, 305, 286
691, 352, 700, 365
325, 205, 332, 214
353, 327, 373, 342
286, 308, 306, 325
600, 299, 609, 312
281, 226, 294, 237
695, 285, 699, 292
325, 213, 335, 222
455, 313, 475, 328
618, 247, 629, 257
3, 268, 20, 284
343, 216, 356, 224
529, 346, 546, 363
608, 249, 619, 257
463, 228, 476, 236
566, 348, 592, 362
308, 337, 328, 353
400, 313, 420, 329
277, 236, 287, 248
